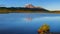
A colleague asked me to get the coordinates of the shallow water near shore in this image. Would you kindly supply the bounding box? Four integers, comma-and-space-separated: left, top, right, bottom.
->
0, 13, 60, 34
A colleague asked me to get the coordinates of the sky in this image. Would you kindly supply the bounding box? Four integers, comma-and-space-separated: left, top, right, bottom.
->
0, 0, 60, 10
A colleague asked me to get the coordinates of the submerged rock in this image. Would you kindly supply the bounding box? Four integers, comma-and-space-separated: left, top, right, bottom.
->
38, 24, 50, 34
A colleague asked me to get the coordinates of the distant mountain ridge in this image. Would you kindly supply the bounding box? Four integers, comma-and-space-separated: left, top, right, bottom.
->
0, 4, 49, 13
0, 4, 59, 13
24, 4, 42, 8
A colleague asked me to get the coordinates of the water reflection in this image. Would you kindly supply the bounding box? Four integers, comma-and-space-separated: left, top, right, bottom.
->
0, 13, 60, 34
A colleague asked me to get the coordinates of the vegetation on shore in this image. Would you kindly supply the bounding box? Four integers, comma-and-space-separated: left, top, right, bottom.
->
0, 7, 60, 13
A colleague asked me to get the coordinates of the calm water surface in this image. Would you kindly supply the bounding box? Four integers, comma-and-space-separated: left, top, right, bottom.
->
0, 13, 60, 34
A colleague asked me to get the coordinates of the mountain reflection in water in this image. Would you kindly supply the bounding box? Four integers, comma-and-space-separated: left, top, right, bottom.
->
0, 13, 60, 34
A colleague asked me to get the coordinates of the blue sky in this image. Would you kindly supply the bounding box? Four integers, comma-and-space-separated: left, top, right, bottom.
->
0, 0, 60, 10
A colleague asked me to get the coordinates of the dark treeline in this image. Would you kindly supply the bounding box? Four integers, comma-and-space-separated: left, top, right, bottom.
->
0, 7, 48, 10
0, 7, 49, 13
